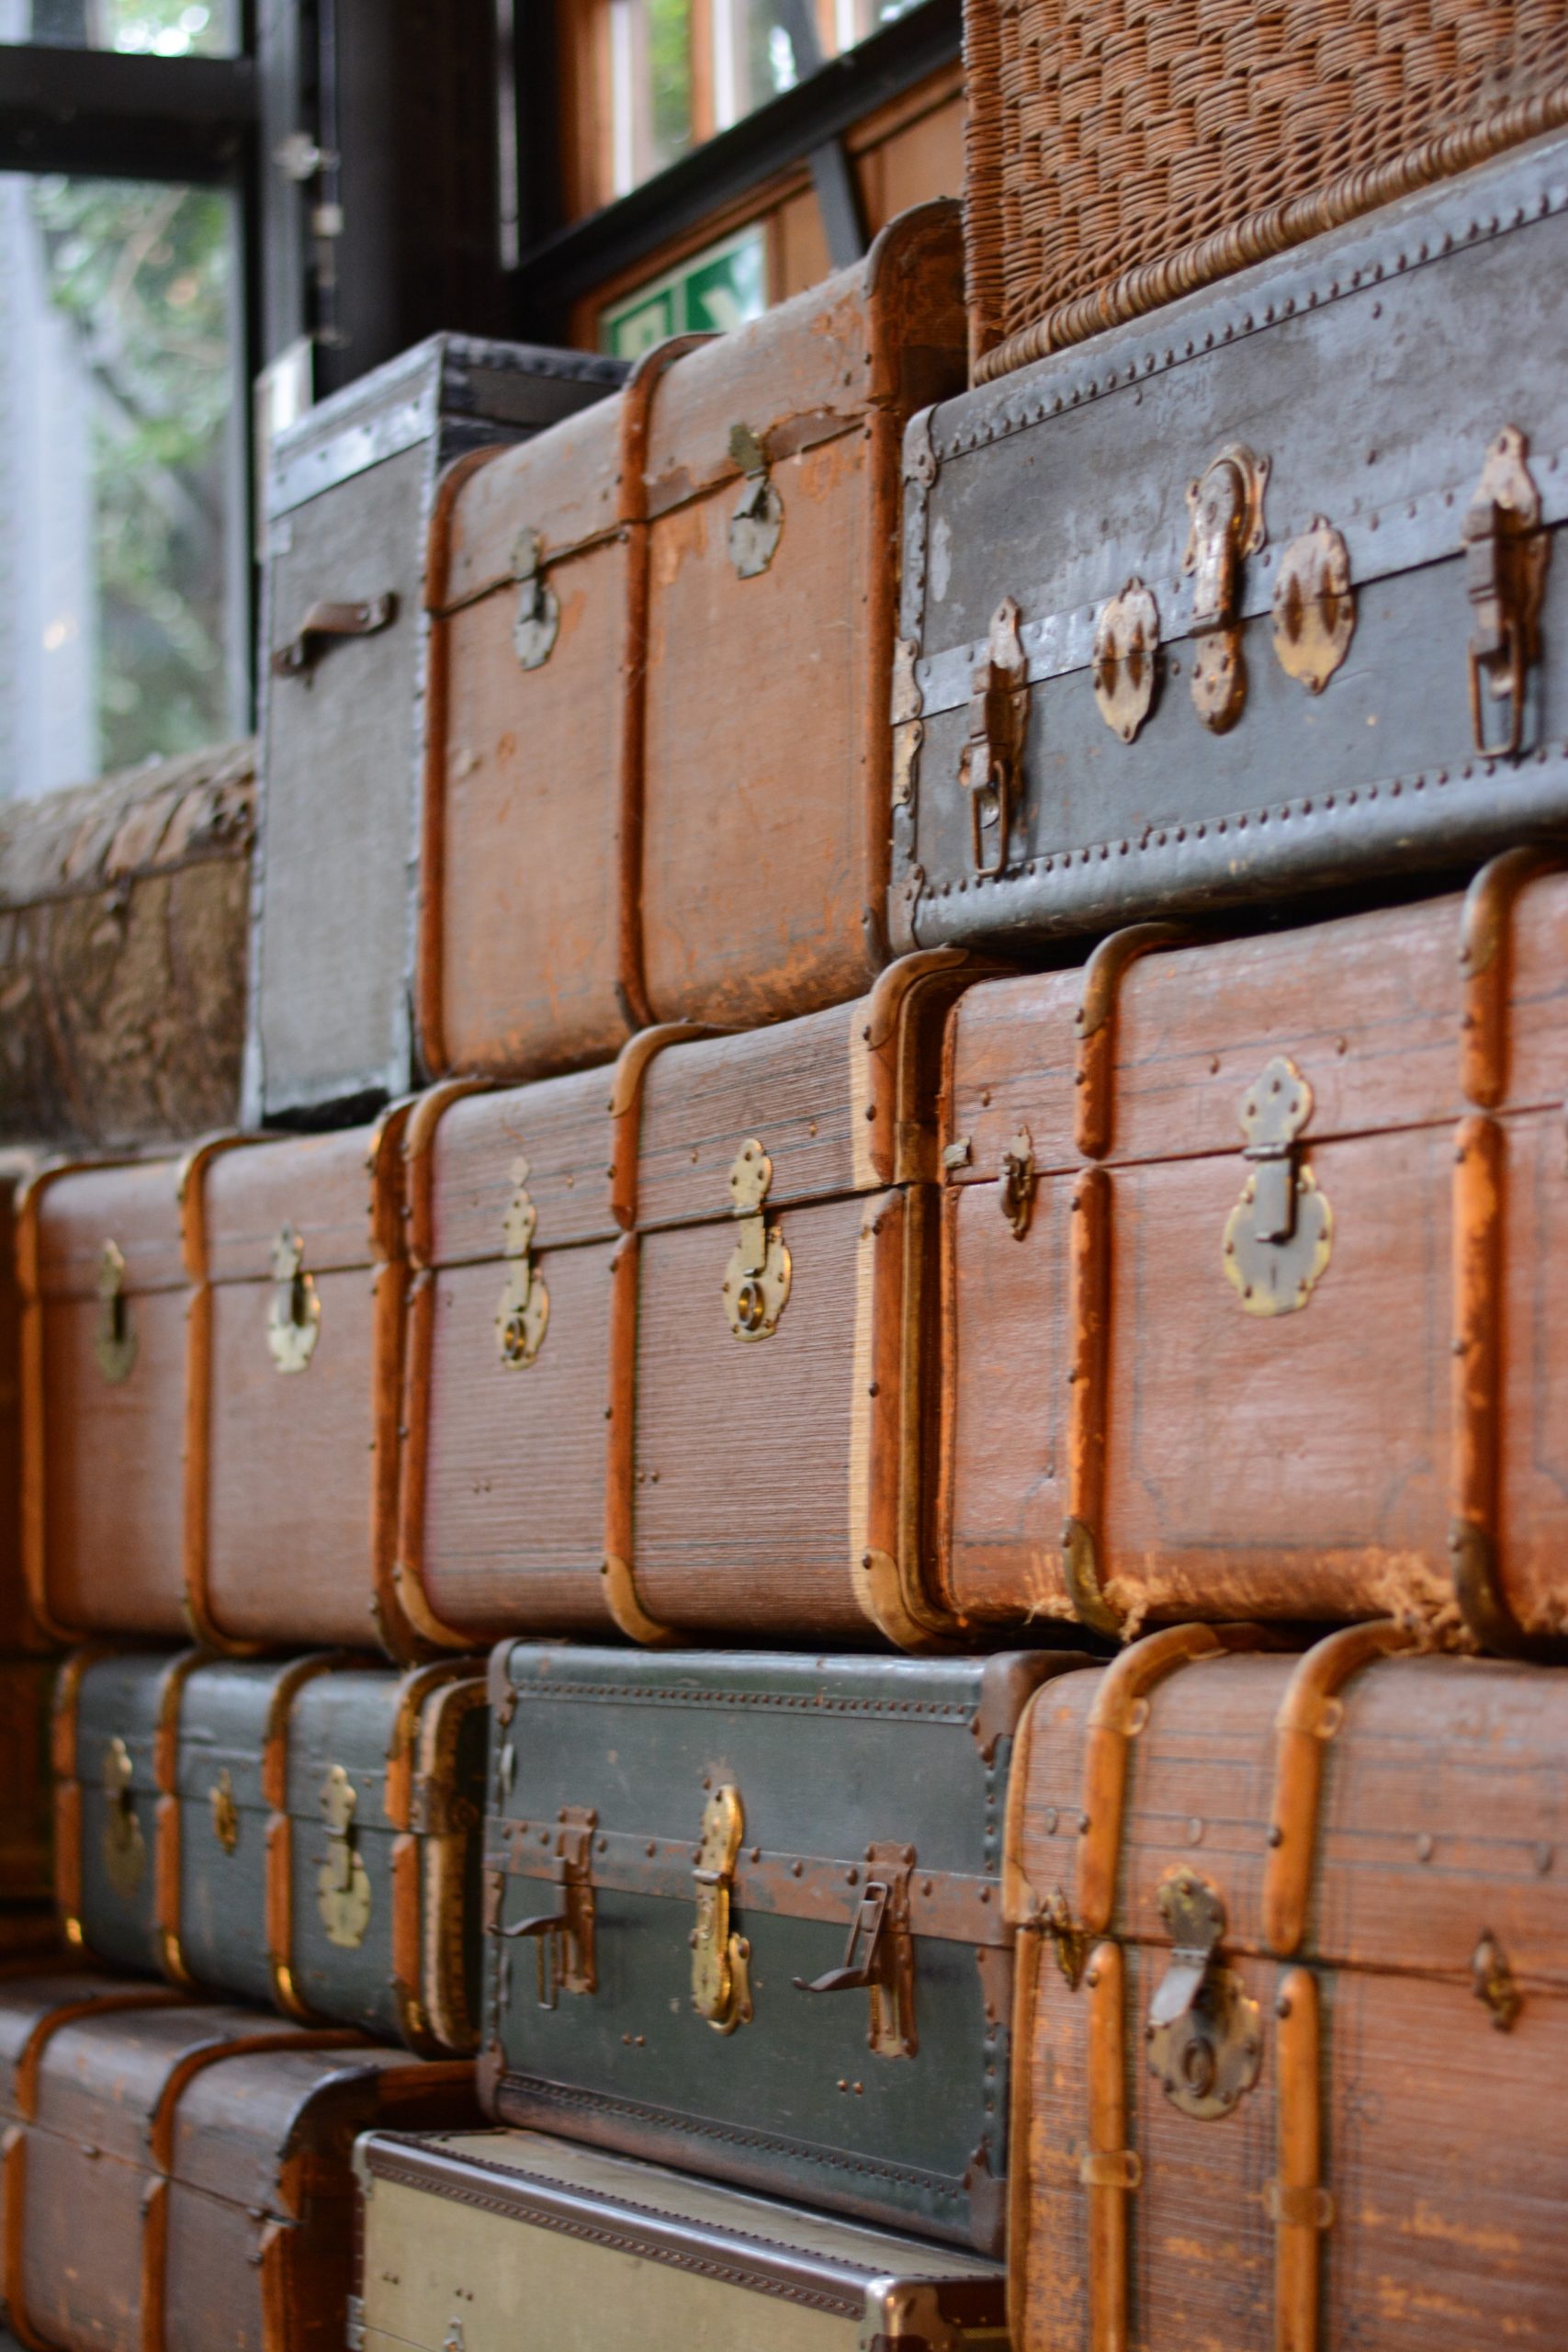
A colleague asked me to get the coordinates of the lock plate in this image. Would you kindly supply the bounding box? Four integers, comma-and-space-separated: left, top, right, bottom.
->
511, 527, 559, 670
1464, 426, 1549, 756
1146, 1868, 1261, 2120
317, 1764, 372, 1949
494, 1157, 549, 1368
999, 1129, 1037, 1239
101, 1736, 145, 1899
1271, 519, 1354, 693
692, 1783, 753, 2034
1091, 577, 1160, 741
1223, 1056, 1332, 1317
95, 1239, 137, 1384
267, 1224, 321, 1373
1183, 444, 1269, 733
728, 424, 784, 578
722, 1141, 791, 1340
958, 597, 1026, 876
209, 1768, 239, 1854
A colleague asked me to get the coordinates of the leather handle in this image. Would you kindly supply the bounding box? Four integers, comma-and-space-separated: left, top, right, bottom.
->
271, 594, 396, 676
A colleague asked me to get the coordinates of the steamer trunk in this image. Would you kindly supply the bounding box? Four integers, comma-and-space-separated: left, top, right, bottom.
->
1005, 1633, 1568, 2352
480, 1645, 1085, 2252
248, 334, 626, 1128
895, 137, 1568, 956
0, 1974, 477, 2352
55, 1648, 198, 1975
397, 1071, 621, 1644
17, 1158, 190, 1640
354, 2129, 1010, 2352
183, 1114, 419, 1657
418, 206, 966, 1087
937, 856, 1568, 1651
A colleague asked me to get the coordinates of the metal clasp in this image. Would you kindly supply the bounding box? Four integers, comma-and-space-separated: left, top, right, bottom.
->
958, 597, 1026, 876
1223, 1056, 1332, 1317
1271, 518, 1355, 694
490, 1807, 598, 2010
1183, 444, 1268, 732
317, 1764, 372, 1949
209, 1768, 239, 1854
511, 527, 560, 670
1464, 427, 1548, 758
95, 1238, 137, 1384
1091, 577, 1160, 741
692, 1784, 753, 2035
101, 1736, 145, 1898
1145, 1869, 1261, 2120
494, 1157, 549, 1368
722, 1141, 791, 1340
999, 1128, 1037, 1239
267, 1224, 321, 1373
793, 1840, 917, 2059
272, 594, 396, 677
728, 423, 784, 578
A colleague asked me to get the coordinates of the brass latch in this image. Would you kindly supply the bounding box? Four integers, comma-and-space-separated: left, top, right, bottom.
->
1091, 577, 1160, 742
1464, 426, 1549, 757
1223, 1056, 1332, 1317
722, 1141, 791, 1340
1145, 1869, 1261, 2120
1183, 444, 1269, 732
209, 1768, 239, 1855
491, 1807, 598, 2008
727, 424, 784, 579
958, 597, 1027, 876
316, 1764, 373, 1949
692, 1784, 752, 2035
494, 1157, 549, 1368
1472, 1930, 1522, 2032
793, 1841, 917, 2059
272, 594, 396, 677
101, 1736, 145, 1899
511, 527, 560, 670
1271, 518, 1355, 694
95, 1238, 137, 1385
999, 1129, 1037, 1239
267, 1224, 321, 1373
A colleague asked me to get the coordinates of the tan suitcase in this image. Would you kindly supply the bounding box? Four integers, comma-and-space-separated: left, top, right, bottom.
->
355, 2129, 1009, 2352
1005, 1624, 1568, 2351
935, 852, 1568, 1653
417, 204, 965, 1084
181, 1113, 415, 1657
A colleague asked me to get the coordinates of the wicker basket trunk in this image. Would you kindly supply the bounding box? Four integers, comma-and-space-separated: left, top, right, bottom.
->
964, 0, 1568, 379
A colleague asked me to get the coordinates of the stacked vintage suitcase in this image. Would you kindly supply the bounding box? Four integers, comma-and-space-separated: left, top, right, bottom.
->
10, 8, 1568, 2341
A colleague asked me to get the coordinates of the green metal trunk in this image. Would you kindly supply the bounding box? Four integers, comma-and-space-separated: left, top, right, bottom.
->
61, 1648, 196, 1977
481, 1644, 1086, 2253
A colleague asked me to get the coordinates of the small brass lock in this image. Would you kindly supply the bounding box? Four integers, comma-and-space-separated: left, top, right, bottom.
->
958, 597, 1027, 876
1223, 1056, 1332, 1317
494, 1158, 549, 1368
691, 1783, 752, 2034
267, 1224, 321, 1374
95, 1239, 137, 1385
728, 424, 784, 578
999, 1129, 1037, 1239
511, 527, 559, 670
722, 1141, 791, 1340
316, 1764, 372, 1949
1091, 578, 1160, 741
1271, 518, 1355, 693
101, 1736, 146, 1899
1183, 444, 1269, 732
209, 1768, 239, 1855
1145, 1869, 1261, 2120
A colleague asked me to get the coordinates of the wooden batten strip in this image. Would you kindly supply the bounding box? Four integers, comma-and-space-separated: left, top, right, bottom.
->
1073, 922, 1191, 1160
1080, 1939, 1139, 2352
1062, 1164, 1114, 1635
1270, 1964, 1332, 2352
175, 1132, 265, 1657
1456, 846, 1563, 1109
601, 1230, 671, 1645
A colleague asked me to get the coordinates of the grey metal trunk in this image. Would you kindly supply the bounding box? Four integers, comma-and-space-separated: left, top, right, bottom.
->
891, 130, 1568, 955
67, 1649, 193, 1978
247, 334, 626, 1127
480, 1644, 1086, 2254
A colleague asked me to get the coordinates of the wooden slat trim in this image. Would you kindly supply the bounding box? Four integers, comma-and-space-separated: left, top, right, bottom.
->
1073, 922, 1192, 1160
1061, 1163, 1115, 1635
1080, 1938, 1138, 2352
400, 1080, 502, 1269
600, 1229, 672, 1645
1269, 1965, 1332, 2352
605, 1023, 727, 1231
1263, 1622, 1421, 1957
1456, 847, 1563, 1109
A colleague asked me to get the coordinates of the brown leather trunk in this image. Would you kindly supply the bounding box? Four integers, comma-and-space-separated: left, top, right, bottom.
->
183, 1114, 414, 1657
17, 1158, 191, 1640
418, 203, 966, 1084
398, 1072, 623, 1644
608, 951, 981, 1647
936, 852, 1568, 1654
1005, 1626, 1568, 2352
0, 1973, 477, 2352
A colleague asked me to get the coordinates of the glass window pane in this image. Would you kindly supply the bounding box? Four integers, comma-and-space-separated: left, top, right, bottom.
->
0, 173, 245, 797
0, 0, 241, 55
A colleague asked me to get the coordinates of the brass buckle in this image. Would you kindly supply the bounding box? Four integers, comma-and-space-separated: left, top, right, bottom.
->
101, 1736, 146, 1899
958, 597, 1026, 876
494, 1157, 549, 1368
1223, 1056, 1332, 1317
267, 1224, 321, 1373
511, 527, 560, 670
1464, 426, 1548, 759
793, 1840, 917, 2059
1145, 1869, 1261, 2120
722, 1141, 791, 1340
491, 1808, 598, 2010
95, 1238, 137, 1385
317, 1764, 372, 1949
999, 1129, 1036, 1238
691, 1785, 752, 2035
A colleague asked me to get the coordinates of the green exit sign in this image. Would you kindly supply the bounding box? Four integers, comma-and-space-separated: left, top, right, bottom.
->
599, 225, 769, 359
